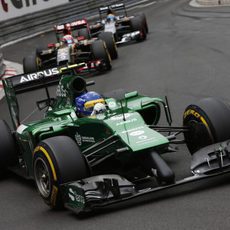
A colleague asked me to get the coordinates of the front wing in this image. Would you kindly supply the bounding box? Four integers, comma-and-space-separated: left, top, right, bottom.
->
61, 140, 230, 214
61, 171, 230, 214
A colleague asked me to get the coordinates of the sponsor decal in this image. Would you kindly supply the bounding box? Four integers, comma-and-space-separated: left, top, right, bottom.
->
183, 109, 208, 128
121, 126, 145, 134
68, 188, 85, 205
111, 113, 131, 121
136, 137, 157, 144
57, 47, 69, 61
75, 132, 95, 146
184, 109, 201, 119
116, 118, 137, 126
19, 67, 59, 83
56, 83, 67, 97
75, 132, 82, 146
129, 130, 145, 136
71, 20, 87, 27
111, 3, 124, 8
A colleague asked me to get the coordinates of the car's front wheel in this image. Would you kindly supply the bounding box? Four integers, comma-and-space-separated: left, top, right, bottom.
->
33, 136, 90, 209
91, 40, 112, 71
183, 98, 230, 154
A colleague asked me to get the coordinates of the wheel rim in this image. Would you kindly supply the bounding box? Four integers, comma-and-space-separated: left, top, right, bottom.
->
34, 158, 52, 198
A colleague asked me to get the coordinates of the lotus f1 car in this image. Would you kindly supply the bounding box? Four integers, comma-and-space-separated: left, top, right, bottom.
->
23, 20, 117, 74
54, 19, 118, 60
1, 65, 230, 215
90, 3, 149, 45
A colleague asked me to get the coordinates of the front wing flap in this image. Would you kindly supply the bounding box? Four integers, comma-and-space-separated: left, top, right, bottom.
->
61, 174, 136, 214
191, 140, 230, 175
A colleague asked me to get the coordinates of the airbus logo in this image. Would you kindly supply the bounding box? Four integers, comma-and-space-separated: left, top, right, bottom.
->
19, 68, 59, 83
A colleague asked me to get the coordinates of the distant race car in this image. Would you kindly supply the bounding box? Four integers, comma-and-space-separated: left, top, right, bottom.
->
54, 19, 118, 60
23, 19, 118, 74
1, 65, 230, 215
90, 3, 149, 45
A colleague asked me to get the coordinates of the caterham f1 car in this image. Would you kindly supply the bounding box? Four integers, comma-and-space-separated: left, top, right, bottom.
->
90, 3, 149, 44
1, 65, 230, 214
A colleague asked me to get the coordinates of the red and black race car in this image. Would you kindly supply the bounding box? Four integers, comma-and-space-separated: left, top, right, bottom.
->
23, 19, 118, 75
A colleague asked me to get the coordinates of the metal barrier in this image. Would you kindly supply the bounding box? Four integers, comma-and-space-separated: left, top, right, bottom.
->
0, 0, 142, 45
0, 47, 5, 77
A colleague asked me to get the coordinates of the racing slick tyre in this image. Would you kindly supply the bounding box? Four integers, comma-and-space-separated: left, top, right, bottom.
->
78, 28, 91, 40
23, 53, 39, 73
0, 120, 17, 173
98, 32, 118, 60
33, 136, 90, 209
36, 46, 46, 56
135, 13, 149, 34
130, 16, 147, 42
183, 98, 230, 154
91, 40, 112, 71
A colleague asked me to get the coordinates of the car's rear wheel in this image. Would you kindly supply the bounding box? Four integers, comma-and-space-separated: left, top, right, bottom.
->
99, 32, 118, 60
23, 53, 39, 73
0, 120, 17, 173
135, 13, 149, 33
91, 40, 112, 71
183, 98, 230, 154
33, 136, 90, 209
130, 16, 147, 42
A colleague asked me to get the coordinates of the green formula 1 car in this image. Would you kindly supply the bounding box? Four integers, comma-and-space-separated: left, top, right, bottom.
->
1, 65, 230, 215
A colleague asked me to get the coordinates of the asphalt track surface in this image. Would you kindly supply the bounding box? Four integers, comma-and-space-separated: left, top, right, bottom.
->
2, 0, 230, 229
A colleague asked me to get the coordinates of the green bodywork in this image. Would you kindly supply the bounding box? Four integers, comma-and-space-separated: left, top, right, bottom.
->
3, 70, 170, 179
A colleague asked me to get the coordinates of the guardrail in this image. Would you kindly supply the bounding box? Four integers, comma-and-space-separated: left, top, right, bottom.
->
0, 0, 142, 45
0, 47, 5, 77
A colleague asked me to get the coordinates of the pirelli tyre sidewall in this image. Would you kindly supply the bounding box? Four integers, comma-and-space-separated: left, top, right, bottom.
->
98, 32, 118, 60
183, 98, 230, 154
134, 12, 149, 34
33, 136, 89, 209
130, 16, 146, 42
91, 40, 112, 71
23, 53, 39, 74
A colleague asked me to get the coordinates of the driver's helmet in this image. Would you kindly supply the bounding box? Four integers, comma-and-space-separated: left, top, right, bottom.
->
106, 14, 116, 23
75, 91, 105, 117
61, 34, 74, 46
91, 103, 107, 116
64, 24, 71, 35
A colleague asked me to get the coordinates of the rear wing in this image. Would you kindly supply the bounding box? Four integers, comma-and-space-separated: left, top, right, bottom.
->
3, 64, 85, 130
3, 64, 86, 94
3, 67, 61, 94
54, 19, 89, 42
99, 3, 127, 18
